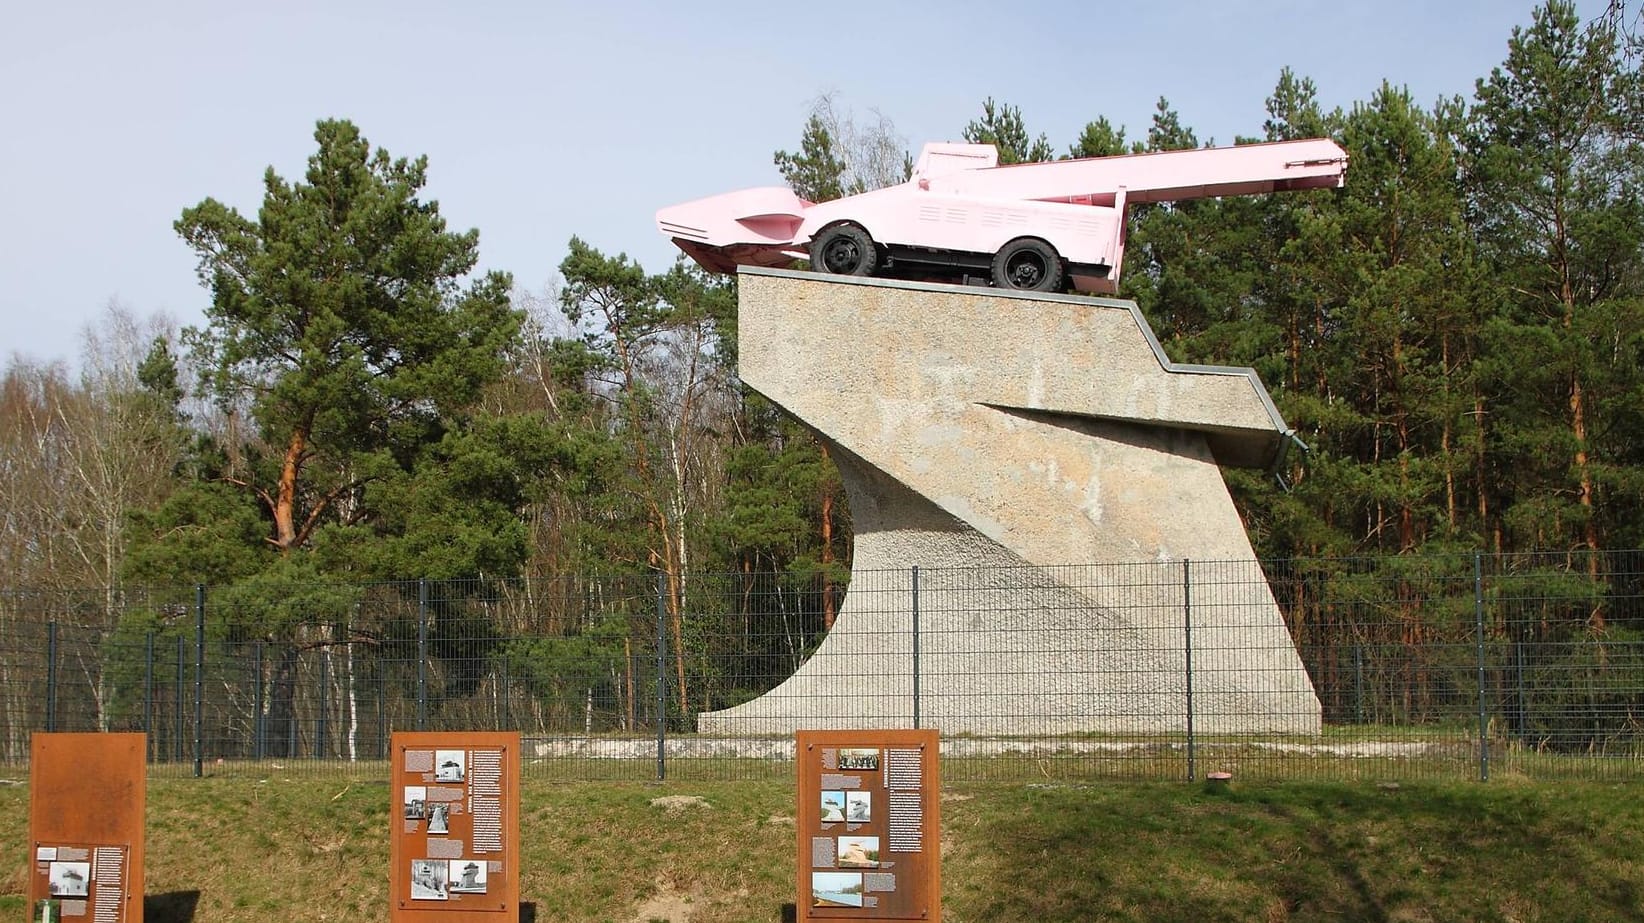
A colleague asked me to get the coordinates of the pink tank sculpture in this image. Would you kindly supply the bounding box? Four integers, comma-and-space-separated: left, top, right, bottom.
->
657, 138, 1347, 293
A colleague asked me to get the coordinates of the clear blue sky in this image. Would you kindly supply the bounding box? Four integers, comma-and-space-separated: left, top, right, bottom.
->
0, 0, 1594, 366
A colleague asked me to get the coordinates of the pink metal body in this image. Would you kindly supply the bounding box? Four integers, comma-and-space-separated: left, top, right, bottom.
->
657, 138, 1347, 293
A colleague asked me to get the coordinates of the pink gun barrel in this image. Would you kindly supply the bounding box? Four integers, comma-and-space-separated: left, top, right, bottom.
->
920, 137, 1347, 205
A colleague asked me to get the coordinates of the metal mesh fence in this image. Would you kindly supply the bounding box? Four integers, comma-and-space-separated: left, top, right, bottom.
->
2, 551, 1641, 782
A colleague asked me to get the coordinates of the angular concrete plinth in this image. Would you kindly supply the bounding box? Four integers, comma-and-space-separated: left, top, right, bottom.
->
699, 269, 1321, 735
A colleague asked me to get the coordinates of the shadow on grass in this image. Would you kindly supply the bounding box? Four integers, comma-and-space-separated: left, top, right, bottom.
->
144, 891, 201, 923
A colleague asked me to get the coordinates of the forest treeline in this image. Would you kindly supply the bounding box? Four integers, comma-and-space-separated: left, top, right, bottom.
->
3, 1, 1641, 691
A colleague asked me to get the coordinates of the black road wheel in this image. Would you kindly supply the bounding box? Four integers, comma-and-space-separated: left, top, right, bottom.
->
990, 238, 1064, 292
810, 223, 880, 277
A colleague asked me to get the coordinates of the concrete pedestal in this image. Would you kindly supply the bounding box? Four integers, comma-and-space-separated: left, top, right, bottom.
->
699, 269, 1320, 735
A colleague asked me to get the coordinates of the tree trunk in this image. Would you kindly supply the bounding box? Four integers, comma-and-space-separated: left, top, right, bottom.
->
821, 492, 837, 630
623, 636, 635, 732
1475, 394, 1492, 551
272, 427, 308, 553
266, 646, 299, 758
666, 566, 688, 716
346, 642, 358, 762
1564, 270, 1603, 628
1442, 335, 1457, 531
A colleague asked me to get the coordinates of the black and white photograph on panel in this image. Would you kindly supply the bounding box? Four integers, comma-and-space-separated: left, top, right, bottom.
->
410, 859, 449, 900
837, 748, 879, 771
404, 785, 428, 820
449, 859, 488, 894
427, 802, 450, 835
434, 749, 466, 783
47, 861, 90, 897
846, 789, 872, 822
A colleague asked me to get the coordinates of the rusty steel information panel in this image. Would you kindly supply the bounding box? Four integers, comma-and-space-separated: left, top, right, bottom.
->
28, 732, 146, 923
389, 732, 520, 922
796, 729, 940, 922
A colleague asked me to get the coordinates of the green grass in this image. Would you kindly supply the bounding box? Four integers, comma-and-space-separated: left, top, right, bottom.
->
1, 775, 1641, 921
946, 778, 1644, 922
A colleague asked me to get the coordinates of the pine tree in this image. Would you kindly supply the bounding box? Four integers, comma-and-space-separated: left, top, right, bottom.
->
172, 118, 521, 563
963, 97, 1055, 164
1466, 1, 1644, 582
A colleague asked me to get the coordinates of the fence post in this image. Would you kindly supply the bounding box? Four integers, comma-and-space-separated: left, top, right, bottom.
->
317, 633, 330, 760
1513, 638, 1527, 741
499, 658, 510, 730
1474, 552, 1489, 782
1183, 560, 1195, 783
253, 642, 265, 760
144, 631, 155, 743
1353, 642, 1365, 724
911, 566, 921, 730
417, 579, 429, 731
194, 584, 205, 778
655, 571, 668, 782
174, 636, 185, 763
45, 621, 58, 733
377, 671, 386, 760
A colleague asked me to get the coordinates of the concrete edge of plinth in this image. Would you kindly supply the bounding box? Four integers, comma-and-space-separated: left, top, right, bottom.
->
736, 265, 1298, 455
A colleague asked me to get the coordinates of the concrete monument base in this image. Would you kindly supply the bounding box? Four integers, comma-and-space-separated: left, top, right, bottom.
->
697, 269, 1320, 736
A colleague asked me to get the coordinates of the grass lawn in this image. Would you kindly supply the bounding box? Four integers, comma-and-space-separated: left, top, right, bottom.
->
0, 772, 1638, 922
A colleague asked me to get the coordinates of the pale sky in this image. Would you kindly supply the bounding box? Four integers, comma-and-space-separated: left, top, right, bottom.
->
0, 0, 1592, 367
